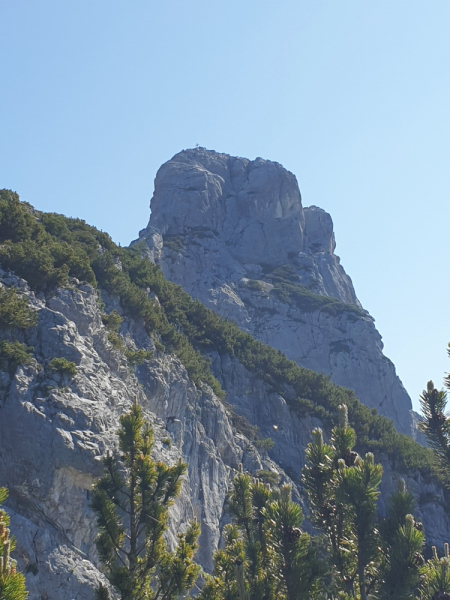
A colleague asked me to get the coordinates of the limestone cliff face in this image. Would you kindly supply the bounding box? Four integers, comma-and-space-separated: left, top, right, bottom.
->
4, 270, 449, 600
0, 224, 448, 597
0, 271, 286, 599
136, 148, 413, 435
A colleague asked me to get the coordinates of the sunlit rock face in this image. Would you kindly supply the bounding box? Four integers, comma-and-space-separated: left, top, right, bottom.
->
0, 150, 443, 600
0, 272, 283, 598
136, 147, 413, 435
150, 151, 306, 267
1, 271, 445, 600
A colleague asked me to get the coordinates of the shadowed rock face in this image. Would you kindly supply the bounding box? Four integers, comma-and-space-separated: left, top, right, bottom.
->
136, 147, 414, 435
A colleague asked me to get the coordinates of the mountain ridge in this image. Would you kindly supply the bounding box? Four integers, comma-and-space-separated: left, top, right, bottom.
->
136, 147, 413, 435
0, 180, 444, 599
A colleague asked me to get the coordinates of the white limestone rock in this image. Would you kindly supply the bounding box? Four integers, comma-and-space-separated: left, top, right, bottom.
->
0, 268, 447, 600
135, 147, 413, 435
0, 274, 281, 598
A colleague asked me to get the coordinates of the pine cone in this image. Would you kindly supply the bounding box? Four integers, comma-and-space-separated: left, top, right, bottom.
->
287, 527, 302, 542
343, 450, 359, 467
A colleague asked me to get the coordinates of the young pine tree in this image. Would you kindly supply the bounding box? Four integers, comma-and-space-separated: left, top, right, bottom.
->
335, 451, 383, 600
303, 406, 360, 596
304, 405, 385, 599
91, 401, 200, 600
420, 544, 450, 600
419, 379, 450, 482
199, 471, 323, 600
379, 479, 425, 599
304, 405, 429, 599
0, 488, 28, 600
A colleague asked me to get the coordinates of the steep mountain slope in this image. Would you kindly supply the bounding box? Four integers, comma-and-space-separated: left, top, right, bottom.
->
0, 189, 447, 600
136, 147, 413, 435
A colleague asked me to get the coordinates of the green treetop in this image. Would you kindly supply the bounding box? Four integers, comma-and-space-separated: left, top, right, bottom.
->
419, 379, 450, 482
91, 401, 200, 600
304, 404, 427, 599
199, 469, 323, 600
0, 488, 28, 600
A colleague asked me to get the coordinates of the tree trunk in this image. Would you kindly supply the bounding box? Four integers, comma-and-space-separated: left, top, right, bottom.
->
358, 547, 367, 600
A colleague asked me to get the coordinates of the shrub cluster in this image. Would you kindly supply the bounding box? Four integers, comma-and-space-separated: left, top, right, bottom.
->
0, 341, 33, 374
48, 357, 77, 377
0, 287, 37, 329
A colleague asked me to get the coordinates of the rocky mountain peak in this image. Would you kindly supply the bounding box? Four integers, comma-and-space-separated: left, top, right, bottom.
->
150, 147, 305, 268
145, 147, 359, 306
136, 147, 413, 434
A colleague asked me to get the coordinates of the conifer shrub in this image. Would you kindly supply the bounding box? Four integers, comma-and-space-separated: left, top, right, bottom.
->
106, 331, 126, 352
259, 263, 364, 316
253, 437, 275, 452
48, 357, 77, 377
199, 472, 324, 600
0, 341, 33, 374
125, 348, 153, 367
0, 287, 37, 330
101, 310, 126, 351
162, 234, 185, 253
0, 488, 28, 600
0, 190, 96, 291
246, 279, 263, 291
91, 402, 200, 600
101, 310, 123, 333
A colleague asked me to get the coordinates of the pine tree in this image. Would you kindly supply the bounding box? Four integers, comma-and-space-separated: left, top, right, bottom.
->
335, 451, 383, 600
91, 401, 200, 600
0, 488, 28, 600
380, 513, 424, 598
303, 406, 360, 596
420, 544, 450, 600
95, 583, 111, 600
199, 470, 323, 600
262, 485, 323, 600
304, 405, 391, 599
379, 479, 425, 599
419, 379, 450, 481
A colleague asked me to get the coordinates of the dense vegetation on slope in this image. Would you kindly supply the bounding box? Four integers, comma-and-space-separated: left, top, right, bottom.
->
0, 190, 435, 478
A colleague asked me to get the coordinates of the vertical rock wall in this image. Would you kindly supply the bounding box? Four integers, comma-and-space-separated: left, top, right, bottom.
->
135, 147, 413, 435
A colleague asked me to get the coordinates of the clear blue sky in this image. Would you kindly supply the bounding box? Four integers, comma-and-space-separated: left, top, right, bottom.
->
1, 1, 449, 412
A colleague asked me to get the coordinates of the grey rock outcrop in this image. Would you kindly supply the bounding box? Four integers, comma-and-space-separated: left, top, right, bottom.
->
135, 147, 413, 435
0, 272, 285, 598
0, 263, 448, 600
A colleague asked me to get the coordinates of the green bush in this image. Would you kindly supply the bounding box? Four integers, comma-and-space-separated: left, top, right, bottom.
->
246, 279, 263, 291
48, 357, 77, 377
107, 331, 126, 352
162, 234, 185, 253
254, 437, 275, 452
0, 287, 37, 329
0, 190, 435, 479
101, 310, 122, 333
102, 310, 126, 351
125, 348, 153, 367
0, 190, 96, 291
0, 340, 33, 373
255, 469, 280, 485
257, 263, 363, 317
